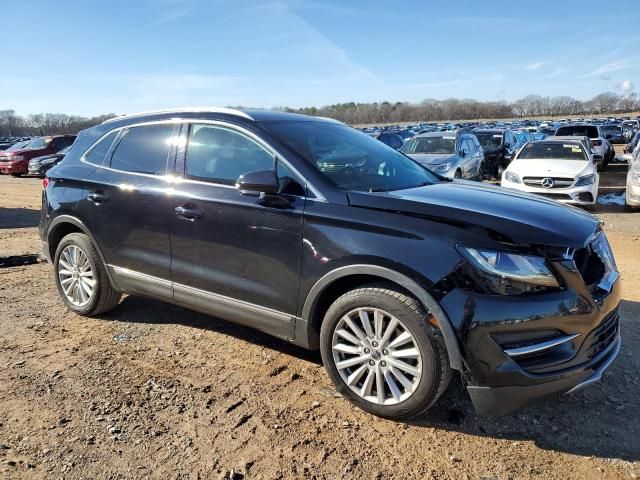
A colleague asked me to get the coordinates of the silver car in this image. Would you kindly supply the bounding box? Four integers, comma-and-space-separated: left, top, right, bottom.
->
399, 131, 485, 179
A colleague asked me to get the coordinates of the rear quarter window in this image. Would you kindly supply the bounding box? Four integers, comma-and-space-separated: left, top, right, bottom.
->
110, 124, 175, 175
83, 130, 119, 166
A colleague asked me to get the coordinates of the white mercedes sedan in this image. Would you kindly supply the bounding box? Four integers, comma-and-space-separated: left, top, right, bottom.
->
501, 139, 599, 207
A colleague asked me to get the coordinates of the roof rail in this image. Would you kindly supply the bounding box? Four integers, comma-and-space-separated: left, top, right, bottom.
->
101, 107, 254, 124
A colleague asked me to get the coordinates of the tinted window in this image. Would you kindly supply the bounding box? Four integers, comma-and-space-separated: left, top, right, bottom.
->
555, 125, 599, 138
263, 121, 439, 192
51, 137, 74, 152
84, 130, 119, 166
110, 124, 174, 175
185, 125, 274, 184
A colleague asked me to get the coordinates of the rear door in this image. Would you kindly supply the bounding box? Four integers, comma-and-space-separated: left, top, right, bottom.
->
169, 122, 305, 338
77, 122, 178, 297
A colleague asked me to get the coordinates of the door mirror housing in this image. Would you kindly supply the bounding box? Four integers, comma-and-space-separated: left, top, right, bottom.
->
236, 170, 279, 196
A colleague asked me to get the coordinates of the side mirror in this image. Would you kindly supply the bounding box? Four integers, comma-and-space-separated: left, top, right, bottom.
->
236, 170, 279, 196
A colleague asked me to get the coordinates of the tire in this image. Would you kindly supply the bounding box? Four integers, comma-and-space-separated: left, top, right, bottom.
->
10, 173, 22, 177
319, 286, 451, 419
454, 169, 462, 179
497, 164, 505, 178
53, 233, 121, 316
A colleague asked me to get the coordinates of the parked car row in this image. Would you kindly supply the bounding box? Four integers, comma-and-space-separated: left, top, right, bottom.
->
0, 135, 75, 176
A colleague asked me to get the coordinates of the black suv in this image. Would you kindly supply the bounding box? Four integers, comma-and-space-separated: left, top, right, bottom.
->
40, 109, 621, 418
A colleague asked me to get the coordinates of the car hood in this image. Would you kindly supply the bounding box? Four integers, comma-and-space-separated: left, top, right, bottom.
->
507, 159, 593, 178
31, 153, 62, 162
348, 181, 600, 248
0, 148, 36, 158
406, 154, 456, 165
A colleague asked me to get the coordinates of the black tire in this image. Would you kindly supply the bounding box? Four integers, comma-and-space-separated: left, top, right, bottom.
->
319, 286, 451, 419
53, 233, 121, 316
10, 173, 22, 177
454, 169, 462, 179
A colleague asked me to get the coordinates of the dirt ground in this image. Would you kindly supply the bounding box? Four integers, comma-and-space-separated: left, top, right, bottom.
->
0, 170, 638, 480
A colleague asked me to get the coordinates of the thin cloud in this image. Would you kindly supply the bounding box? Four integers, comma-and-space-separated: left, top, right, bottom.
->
525, 62, 544, 71
581, 60, 631, 78
538, 68, 567, 80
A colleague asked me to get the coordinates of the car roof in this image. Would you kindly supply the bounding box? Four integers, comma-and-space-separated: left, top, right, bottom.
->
101, 107, 343, 125
413, 130, 461, 138
472, 128, 506, 134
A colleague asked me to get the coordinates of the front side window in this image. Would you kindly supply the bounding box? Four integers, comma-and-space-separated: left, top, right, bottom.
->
264, 121, 439, 192
110, 124, 174, 175
185, 125, 274, 184
84, 130, 119, 166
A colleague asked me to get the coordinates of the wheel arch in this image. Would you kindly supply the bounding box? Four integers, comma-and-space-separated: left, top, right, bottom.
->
298, 265, 462, 371
46, 215, 116, 287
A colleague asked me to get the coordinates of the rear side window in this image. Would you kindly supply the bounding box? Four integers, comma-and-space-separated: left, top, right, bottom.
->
84, 130, 119, 166
185, 125, 274, 184
110, 124, 174, 175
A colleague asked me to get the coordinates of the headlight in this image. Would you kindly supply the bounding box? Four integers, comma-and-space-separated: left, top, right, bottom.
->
41, 158, 56, 165
632, 172, 640, 185
10, 155, 23, 163
575, 174, 595, 186
504, 171, 521, 183
459, 247, 559, 287
433, 163, 451, 172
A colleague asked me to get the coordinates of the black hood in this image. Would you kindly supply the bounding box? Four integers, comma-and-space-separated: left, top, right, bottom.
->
348, 180, 600, 248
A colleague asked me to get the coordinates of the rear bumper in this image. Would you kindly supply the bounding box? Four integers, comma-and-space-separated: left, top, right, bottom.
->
467, 334, 620, 415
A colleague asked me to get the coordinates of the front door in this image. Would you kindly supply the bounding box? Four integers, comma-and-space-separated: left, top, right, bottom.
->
169, 123, 305, 339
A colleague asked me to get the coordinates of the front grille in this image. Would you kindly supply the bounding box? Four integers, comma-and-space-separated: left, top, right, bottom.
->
493, 330, 562, 350
523, 177, 574, 189
586, 307, 620, 359
535, 192, 573, 200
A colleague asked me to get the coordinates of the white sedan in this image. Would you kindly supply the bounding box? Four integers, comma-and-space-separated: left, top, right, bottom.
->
626, 162, 640, 208
501, 140, 599, 207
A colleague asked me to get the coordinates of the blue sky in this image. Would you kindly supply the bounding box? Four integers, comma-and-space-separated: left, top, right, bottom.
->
2, 0, 639, 116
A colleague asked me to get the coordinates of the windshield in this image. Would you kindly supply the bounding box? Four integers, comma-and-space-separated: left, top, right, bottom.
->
474, 133, 503, 149
400, 136, 456, 154
5, 141, 30, 151
517, 142, 586, 161
555, 125, 598, 138
24, 137, 51, 149
264, 121, 440, 192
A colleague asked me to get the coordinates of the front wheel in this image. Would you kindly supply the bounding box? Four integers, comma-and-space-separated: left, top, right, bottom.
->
319, 286, 451, 419
53, 233, 121, 316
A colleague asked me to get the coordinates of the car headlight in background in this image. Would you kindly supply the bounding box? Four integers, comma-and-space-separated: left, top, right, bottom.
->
504, 171, 521, 183
575, 174, 596, 186
433, 163, 451, 172
9, 156, 23, 163
631, 172, 640, 185
459, 247, 559, 287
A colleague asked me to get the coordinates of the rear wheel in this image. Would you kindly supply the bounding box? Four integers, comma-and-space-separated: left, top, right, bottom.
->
320, 286, 451, 419
53, 233, 121, 316
454, 169, 462, 179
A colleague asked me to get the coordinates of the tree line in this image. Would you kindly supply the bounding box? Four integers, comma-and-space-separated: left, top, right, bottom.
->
1, 90, 638, 136
283, 91, 639, 125
0, 111, 116, 137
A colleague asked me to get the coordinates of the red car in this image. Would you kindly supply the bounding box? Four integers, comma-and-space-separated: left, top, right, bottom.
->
0, 135, 76, 176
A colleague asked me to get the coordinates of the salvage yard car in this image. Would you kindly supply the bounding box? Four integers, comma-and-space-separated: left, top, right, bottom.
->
28, 145, 71, 176
40, 108, 621, 418
399, 130, 484, 179
0, 135, 75, 176
501, 139, 599, 207
554, 124, 613, 171
626, 161, 640, 208
472, 128, 518, 177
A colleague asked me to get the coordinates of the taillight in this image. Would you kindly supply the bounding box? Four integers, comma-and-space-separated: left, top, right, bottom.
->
42, 177, 49, 189
591, 139, 602, 147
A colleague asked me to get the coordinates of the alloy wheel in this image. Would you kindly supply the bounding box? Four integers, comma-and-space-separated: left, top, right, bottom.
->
57, 245, 95, 307
331, 307, 423, 405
